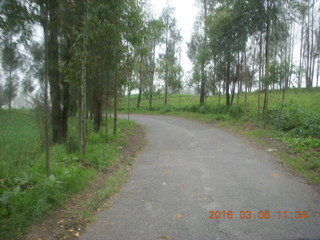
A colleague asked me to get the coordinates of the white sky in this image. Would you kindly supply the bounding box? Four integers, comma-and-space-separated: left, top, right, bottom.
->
149, 0, 199, 82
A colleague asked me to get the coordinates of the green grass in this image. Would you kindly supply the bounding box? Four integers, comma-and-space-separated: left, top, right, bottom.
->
0, 109, 136, 239
120, 88, 320, 185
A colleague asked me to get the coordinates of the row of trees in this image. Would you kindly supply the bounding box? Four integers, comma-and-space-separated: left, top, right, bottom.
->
0, 0, 185, 154
188, 0, 320, 127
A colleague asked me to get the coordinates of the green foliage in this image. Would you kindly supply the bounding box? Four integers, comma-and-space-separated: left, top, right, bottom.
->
0, 110, 136, 239
269, 107, 320, 138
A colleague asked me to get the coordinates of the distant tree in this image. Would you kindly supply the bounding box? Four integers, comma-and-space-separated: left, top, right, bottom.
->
1, 37, 21, 109
159, 4, 182, 106
0, 0, 32, 109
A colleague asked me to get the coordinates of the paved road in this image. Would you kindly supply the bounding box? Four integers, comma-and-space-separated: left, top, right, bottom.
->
80, 115, 320, 240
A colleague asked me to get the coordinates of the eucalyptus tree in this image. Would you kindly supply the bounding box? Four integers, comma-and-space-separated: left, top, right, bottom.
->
1, 39, 21, 109
206, 5, 240, 106
196, 0, 211, 106
159, 4, 182, 106
0, 0, 32, 109
146, 19, 165, 109
188, 17, 207, 99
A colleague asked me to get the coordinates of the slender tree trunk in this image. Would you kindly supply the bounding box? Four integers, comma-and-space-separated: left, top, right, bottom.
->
230, 76, 236, 105
263, 0, 271, 129
278, 41, 287, 129
288, 23, 295, 87
164, 15, 169, 106
81, 0, 88, 155
44, 6, 50, 176
149, 43, 156, 110
310, 0, 315, 88
244, 50, 248, 121
236, 51, 241, 117
105, 70, 109, 144
113, 69, 118, 136
226, 60, 231, 106
48, 0, 63, 143
200, 61, 206, 105
218, 80, 221, 115
298, 15, 305, 88
61, 39, 72, 142
93, 90, 102, 133
317, 58, 320, 87
200, 0, 207, 106
137, 54, 143, 109
149, 83, 153, 109
8, 68, 12, 109
305, 2, 311, 88
257, 31, 263, 123
128, 77, 131, 121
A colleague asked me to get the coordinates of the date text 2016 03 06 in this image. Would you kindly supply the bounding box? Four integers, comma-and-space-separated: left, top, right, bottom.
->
208, 210, 317, 220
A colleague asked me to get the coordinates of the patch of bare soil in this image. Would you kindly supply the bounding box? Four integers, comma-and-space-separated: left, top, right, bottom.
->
21, 125, 145, 240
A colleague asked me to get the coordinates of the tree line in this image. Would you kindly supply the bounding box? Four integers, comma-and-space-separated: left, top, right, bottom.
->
0, 0, 185, 164
188, 0, 320, 127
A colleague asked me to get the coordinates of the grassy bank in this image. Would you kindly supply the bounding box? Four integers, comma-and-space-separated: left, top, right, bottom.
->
119, 88, 320, 185
0, 109, 137, 239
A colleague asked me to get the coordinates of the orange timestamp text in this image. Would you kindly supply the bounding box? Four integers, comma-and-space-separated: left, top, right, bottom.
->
208, 210, 310, 220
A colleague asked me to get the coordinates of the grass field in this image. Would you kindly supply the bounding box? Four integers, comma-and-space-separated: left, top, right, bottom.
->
120, 88, 320, 115
0, 109, 136, 239
119, 87, 320, 185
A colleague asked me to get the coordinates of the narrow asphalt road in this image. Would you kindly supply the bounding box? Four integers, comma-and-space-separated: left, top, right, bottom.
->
80, 115, 320, 240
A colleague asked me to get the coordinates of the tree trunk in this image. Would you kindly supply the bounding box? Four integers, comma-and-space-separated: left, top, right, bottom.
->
257, 30, 263, 123
44, 6, 50, 176
305, 2, 311, 88
263, 0, 271, 129
200, 61, 206, 105
236, 51, 241, 117
61, 39, 72, 142
48, 0, 63, 143
309, 0, 315, 88
317, 57, 319, 87
128, 78, 131, 121
105, 70, 109, 144
225, 60, 231, 106
8, 67, 12, 109
137, 54, 143, 109
81, 0, 88, 155
200, 0, 207, 106
113, 69, 118, 136
218, 80, 221, 115
244, 50, 248, 122
149, 42, 156, 110
93, 96, 102, 133
298, 14, 305, 88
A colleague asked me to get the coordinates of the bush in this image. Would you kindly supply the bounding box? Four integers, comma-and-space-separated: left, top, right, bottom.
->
269, 107, 320, 138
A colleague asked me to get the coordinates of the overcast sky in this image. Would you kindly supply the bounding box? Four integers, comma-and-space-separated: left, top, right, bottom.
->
149, 0, 199, 82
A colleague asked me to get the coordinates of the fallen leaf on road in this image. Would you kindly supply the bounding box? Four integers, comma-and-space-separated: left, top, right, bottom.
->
270, 173, 281, 178
157, 236, 170, 240
74, 232, 80, 237
173, 213, 182, 219
266, 148, 277, 152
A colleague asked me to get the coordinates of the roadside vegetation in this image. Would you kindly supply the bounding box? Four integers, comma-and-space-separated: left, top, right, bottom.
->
120, 88, 320, 185
0, 109, 137, 239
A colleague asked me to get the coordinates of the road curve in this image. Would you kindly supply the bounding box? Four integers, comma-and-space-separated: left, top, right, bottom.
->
80, 115, 320, 240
